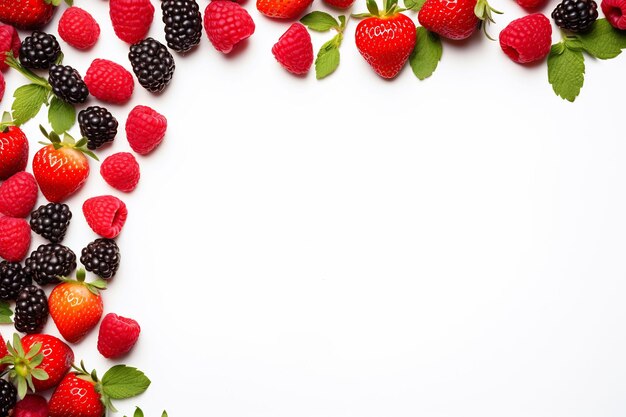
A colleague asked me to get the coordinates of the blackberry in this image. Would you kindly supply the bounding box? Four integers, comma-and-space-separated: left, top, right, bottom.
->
128, 38, 175, 93
48, 64, 89, 104
0, 379, 16, 417
30, 203, 72, 243
552, 0, 599, 32
23, 243, 77, 286
162, 0, 203, 53
81, 239, 121, 279
19, 31, 61, 69
78, 106, 118, 150
14, 285, 49, 334
0, 261, 31, 301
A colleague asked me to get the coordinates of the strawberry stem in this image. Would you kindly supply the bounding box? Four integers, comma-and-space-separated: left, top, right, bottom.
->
4, 53, 51, 89
474, 0, 502, 40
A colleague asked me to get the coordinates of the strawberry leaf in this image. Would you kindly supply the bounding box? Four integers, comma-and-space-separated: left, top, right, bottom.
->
575, 18, 626, 59
0, 301, 13, 324
316, 42, 340, 79
410, 27, 442, 80
548, 42, 585, 102
404, 0, 426, 10
134, 408, 144, 417
300, 12, 339, 31
102, 365, 151, 400
48, 96, 76, 134
12, 84, 48, 126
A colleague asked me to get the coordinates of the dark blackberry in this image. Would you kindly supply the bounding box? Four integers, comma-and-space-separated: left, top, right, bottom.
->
552, 0, 599, 32
128, 38, 175, 93
0, 261, 31, 301
14, 285, 49, 334
80, 238, 121, 279
78, 106, 118, 150
23, 243, 77, 286
30, 203, 72, 243
19, 31, 61, 69
48, 64, 89, 104
162, 0, 203, 53
0, 379, 16, 417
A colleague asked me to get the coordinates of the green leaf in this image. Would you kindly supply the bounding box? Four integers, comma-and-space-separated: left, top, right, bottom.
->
576, 18, 626, 59
0, 301, 13, 323
48, 96, 76, 133
17, 377, 26, 399
548, 43, 585, 102
404, 0, 426, 9
162, 412, 168, 417
316, 38, 341, 79
300, 11, 339, 32
409, 28, 442, 80
102, 365, 151, 400
366, 0, 379, 15
134, 407, 144, 417
31, 368, 49, 381
11, 84, 48, 126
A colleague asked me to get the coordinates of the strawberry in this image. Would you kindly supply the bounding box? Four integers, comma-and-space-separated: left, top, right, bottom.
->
257, 0, 313, 19
0, 333, 8, 372
324, 0, 356, 7
32, 127, 97, 203
354, 0, 416, 79
418, 0, 500, 40
0, 113, 29, 181
0, 0, 68, 30
49, 268, 105, 343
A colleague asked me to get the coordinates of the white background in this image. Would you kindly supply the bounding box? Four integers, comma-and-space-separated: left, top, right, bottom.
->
3, 0, 626, 415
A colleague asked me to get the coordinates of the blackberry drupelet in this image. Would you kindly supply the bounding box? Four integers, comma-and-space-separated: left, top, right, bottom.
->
0, 379, 16, 417
0, 261, 31, 301
14, 285, 49, 334
19, 31, 61, 69
552, 0, 599, 32
162, 0, 203, 53
81, 238, 121, 279
48, 64, 89, 104
30, 203, 72, 243
78, 106, 118, 150
23, 243, 77, 286
128, 37, 175, 92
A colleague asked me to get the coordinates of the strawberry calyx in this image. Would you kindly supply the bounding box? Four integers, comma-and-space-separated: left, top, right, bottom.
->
0, 112, 16, 133
352, 0, 406, 18
44, 0, 74, 7
0, 334, 50, 399
39, 125, 100, 161
59, 268, 107, 296
474, 0, 502, 40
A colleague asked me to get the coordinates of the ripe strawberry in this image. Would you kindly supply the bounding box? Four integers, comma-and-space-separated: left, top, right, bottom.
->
84, 59, 134, 104
515, 0, 547, 9
0, 217, 30, 261
97, 313, 141, 358
126, 105, 167, 155
354, 0, 416, 79
0, 0, 68, 30
602, 0, 626, 29
418, 0, 500, 40
0, 333, 8, 372
100, 152, 140, 192
257, 0, 313, 19
0, 24, 21, 71
49, 269, 106, 343
204, 1, 255, 54
0, 115, 28, 181
109, 0, 155, 44
0, 172, 38, 218
13, 394, 48, 417
83, 196, 128, 239
58, 7, 100, 50
499, 13, 551, 64
32, 129, 95, 203
272, 23, 314, 75
324, 0, 356, 8
48, 373, 104, 417
0, 71, 4, 101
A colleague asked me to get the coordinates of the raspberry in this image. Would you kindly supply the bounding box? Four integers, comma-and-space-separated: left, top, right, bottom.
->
126, 105, 167, 155
552, 0, 598, 32
272, 23, 313, 75
515, 0, 547, 8
0, 72, 4, 102
204, 1, 255, 54
0, 24, 20, 72
97, 313, 140, 358
83, 195, 128, 239
128, 37, 175, 93
48, 64, 89, 104
499, 13, 552, 64
109, 0, 155, 44
0, 172, 38, 218
84, 59, 134, 104
100, 152, 140, 192
602, 0, 626, 29
0, 217, 30, 262
19, 31, 61, 70
58, 7, 100, 50
13, 394, 49, 417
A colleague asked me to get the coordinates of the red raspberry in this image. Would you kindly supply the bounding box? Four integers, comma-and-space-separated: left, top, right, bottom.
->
82, 195, 128, 239
272, 23, 313, 75
204, 1, 255, 54
97, 313, 141, 358
109, 0, 155, 44
499, 13, 552, 64
323, 0, 356, 7
0, 172, 38, 218
126, 105, 167, 155
0, 216, 30, 261
13, 394, 49, 417
58, 7, 100, 50
84, 59, 134, 104
100, 152, 140, 192
0, 71, 4, 102
0, 24, 20, 72
602, 0, 626, 29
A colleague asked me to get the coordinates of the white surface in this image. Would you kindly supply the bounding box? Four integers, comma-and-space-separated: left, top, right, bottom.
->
3, 0, 626, 416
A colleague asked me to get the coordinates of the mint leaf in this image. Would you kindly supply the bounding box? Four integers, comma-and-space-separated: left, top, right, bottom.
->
410, 28, 442, 80
12, 84, 48, 126
316, 37, 341, 79
48, 97, 75, 133
405, 0, 427, 10
102, 365, 151, 400
576, 18, 626, 59
300, 11, 339, 32
0, 301, 12, 324
548, 43, 585, 102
